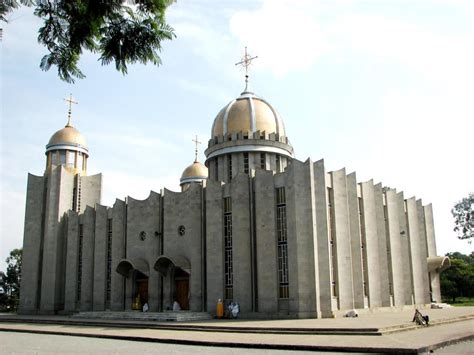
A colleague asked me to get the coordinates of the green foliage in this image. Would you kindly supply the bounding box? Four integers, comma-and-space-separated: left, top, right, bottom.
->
452, 193, 474, 243
1, 0, 176, 83
441, 252, 474, 303
0, 248, 22, 312
0, 0, 34, 22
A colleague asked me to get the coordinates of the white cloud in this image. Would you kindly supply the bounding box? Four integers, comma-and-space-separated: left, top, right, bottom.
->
229, 0, 328, 77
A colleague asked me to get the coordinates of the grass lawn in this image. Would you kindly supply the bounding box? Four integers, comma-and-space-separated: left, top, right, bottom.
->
442, 297, 474, 307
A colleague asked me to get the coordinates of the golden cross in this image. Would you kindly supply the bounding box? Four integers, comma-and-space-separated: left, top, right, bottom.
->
235, 47, 258, 91
192, 135, 202, 162
64, 93, 78, 126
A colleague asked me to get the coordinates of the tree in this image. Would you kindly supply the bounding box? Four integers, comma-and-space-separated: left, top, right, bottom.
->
440, 252, 474, 302
452, 193, 474, 243
0, 248, 22, 312
1, 0, 176, 83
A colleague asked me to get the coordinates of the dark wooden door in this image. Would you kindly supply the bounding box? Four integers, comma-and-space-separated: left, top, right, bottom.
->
175, 279, 189, 310
137, 278, 148, 304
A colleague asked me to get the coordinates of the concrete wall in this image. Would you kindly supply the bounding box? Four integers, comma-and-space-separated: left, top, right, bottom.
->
162, 186, 203, 311
64, 211, 79, 312
92, 204, 108, 311
285, 159, 318, 318
254, 170, 278, 314
19, 174, 45, 314
39, 166, 74, 313
111, 199, 126, 311
205, 180, 224, 314
330, 168, 354, 310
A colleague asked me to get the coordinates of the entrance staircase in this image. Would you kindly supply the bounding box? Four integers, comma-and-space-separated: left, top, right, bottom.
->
71, 311, 212, 322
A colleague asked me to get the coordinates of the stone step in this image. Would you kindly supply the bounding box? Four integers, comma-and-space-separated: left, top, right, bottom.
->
71, 311, 212, 322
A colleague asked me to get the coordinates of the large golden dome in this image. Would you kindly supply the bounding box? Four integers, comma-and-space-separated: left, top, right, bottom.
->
47, 124, 88, 149
211, 91, 286, 138
180, 161, 208, 187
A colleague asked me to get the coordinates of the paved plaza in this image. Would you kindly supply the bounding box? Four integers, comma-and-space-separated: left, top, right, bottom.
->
0, 307, 473, 353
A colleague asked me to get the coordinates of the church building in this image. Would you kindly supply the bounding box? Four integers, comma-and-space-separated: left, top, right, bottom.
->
19, 66, 450, 318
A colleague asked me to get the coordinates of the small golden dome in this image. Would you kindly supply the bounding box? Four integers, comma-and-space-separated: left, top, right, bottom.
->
47, 124, 88, 149
211, 92, 286, 138
181, 161, 208, 180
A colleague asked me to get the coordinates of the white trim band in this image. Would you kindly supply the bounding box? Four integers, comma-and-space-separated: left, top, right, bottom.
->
46, 144, 89, 155
206, 144, 294, 160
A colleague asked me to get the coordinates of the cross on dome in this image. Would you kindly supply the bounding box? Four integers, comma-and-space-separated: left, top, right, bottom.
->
64, 93, 78, 127
192, 134, 202, 162
235, 47, 258, 92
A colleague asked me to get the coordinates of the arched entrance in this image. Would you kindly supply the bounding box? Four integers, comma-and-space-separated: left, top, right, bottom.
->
116, 258, 150, 310
154, 255, 191, 311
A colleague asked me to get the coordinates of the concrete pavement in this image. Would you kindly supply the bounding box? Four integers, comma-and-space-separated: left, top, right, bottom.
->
1, 307, 473, 353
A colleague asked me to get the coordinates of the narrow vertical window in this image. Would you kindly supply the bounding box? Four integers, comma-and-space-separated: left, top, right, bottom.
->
106, 218, 112, 307
276, 155, 281, 173
243, 152, 249, 174
327, 187, 337, 297
260, 153, 266, 169
223, 197, 233, 300
228, 155, 232, 182
77, 224, 84, 302
276, 187, 289, 299
215, 159, 219, 180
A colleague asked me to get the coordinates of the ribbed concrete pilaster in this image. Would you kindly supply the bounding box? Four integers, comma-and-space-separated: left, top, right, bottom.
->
64, 212, 79, 312
286, 159, 317, 318
331, 168, 354, 310
346, 172, 364, 309
231, 174, 253, 313
80, 207, 95, 311
19, 174, 45, 314
40, 166, 74, 313
313, 160, 332, 318
255, 170, 278, 313
93, 205, 107, 311
417, 199, 431, 304
374, 184, 390, 307
406, 197, 425, 305
424, 204, 441, 302
205, 180, 224, 314
385, 189, 405, 306
360, 180, 382, 307
111, 199, 125, 311
397, 192, 413, 304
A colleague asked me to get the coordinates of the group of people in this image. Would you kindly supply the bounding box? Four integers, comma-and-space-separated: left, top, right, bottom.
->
216, 299, 240, 319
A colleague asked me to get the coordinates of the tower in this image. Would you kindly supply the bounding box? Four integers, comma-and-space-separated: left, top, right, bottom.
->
19, 96, 102, 314
180, 135, 208, 191
205, 48, 294, 181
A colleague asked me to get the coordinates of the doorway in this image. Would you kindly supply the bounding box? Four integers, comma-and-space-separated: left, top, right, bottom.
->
133, 270, 148, 309
174, 268, 189, 310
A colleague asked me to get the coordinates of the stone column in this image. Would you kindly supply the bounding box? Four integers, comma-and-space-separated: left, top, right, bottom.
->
398, 192, 413, 304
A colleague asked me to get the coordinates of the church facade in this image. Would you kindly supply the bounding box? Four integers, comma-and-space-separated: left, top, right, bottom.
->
19, 89, 449, 318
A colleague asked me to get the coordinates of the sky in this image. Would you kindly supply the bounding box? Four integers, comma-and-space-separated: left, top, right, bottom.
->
1, 0, 473, 271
